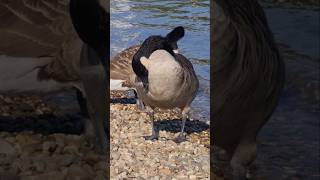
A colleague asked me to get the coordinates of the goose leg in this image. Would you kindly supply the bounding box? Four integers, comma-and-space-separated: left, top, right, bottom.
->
174, 106, 190, 143
79, 44, 108, 154
133, 90, 145, 110
80, 65, 108, 154
144, 107, 159, 141
136, 98, 145, 110
76, 89, 89, 117
76, 89, 95, 142
230, 140, 257, 180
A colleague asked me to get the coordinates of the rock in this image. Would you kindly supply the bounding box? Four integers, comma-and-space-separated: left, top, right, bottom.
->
35, 109, 44, 115
94, 161, 106, 171
19, 103, 34, 112
0, 138, 17, 156
42, 141, 57, 153
14, 157, 33, 174
159, 168, 171, 175
94, 170, 107, 180
21, 144, 43, 155
65, 164, 94, 180
0, 172, 20, 180
21, 171, 65, 180
83, 151, 101, 165
53, 134, 66, 148
30, 154, 77, 172
16, 134, 42, 147
189, 175, 197, 180
33, 161, 46, 172
52, 154, 77, 167
62, 144, 79, 154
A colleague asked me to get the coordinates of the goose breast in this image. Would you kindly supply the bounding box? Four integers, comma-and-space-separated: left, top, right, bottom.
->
138, 50, 199, 109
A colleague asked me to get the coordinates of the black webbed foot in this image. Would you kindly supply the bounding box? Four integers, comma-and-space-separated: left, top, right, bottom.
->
174, 133, 186, 143
144, 134, 159, 141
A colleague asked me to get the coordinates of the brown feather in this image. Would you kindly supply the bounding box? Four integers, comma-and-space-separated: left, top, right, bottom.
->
0, 0, 82, 82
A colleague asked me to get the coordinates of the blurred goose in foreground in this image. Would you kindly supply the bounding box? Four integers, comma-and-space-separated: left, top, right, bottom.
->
0, 0, 109, 154
111, 26, 199, 142
212, 0, 285, 179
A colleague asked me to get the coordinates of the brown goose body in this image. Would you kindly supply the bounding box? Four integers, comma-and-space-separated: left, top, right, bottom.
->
110, 26, 185, 91
0, 0, 82, 86
135, 50, 199, 110
212, 0, 285, 178
110, 45, 140, 89
110, 46, 199, 110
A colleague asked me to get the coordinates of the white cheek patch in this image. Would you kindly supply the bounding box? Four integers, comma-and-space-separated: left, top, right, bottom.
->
140, 56, 150, 70
148, 50, 176, 62
173, 49, 179, 54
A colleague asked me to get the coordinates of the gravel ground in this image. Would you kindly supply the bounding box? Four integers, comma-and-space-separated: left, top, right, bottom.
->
0, 93, 107, 180
110, 91, 210, 179
0, 91, 210, 179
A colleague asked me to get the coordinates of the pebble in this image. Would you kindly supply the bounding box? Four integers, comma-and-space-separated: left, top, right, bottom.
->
0, 138, 17, 156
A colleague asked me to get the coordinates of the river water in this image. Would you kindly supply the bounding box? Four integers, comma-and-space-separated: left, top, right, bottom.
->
255, 2, 320, 179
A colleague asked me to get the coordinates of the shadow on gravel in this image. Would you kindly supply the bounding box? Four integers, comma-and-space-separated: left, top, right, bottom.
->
110, 98, 136, 104
0, 114, 84, 135
155, 119, 209, 134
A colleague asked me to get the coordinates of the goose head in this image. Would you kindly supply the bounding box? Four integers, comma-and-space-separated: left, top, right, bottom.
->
166, 26, 185, 54
132, 26, 185, 79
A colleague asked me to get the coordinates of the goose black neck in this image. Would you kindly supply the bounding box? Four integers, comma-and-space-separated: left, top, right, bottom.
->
69, 0, 109, 70
132, 53, 148, 79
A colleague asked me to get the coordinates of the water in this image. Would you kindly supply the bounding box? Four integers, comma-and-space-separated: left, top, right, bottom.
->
255, 2, 320, 179
110, 0, 210, 123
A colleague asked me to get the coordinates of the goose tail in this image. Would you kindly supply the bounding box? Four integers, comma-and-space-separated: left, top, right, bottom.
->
110, 45, 140, 90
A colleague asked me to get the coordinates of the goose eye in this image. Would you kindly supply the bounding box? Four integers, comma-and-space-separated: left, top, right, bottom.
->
173, 49, 179, 54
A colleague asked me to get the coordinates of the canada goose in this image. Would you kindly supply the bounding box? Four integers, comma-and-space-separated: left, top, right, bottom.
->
110, 26, 184, 109
111, 26, 199, 142
0, 0, 109, 154
212, 0, 285, 179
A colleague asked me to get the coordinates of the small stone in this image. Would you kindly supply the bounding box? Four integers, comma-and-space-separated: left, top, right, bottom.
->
63, 144, 79, 154
159, 168, 171, 175
0, 172, 20, 180
33, 161, 46, 172
35, 109, 44, 115
0, 138, 17, 156
94, 171, 107, 180
94, 161, 106, 171
42, 141, 56, 153
83, 151, 101, 165
65, 165, 94, 179
22, 171, 65, 180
